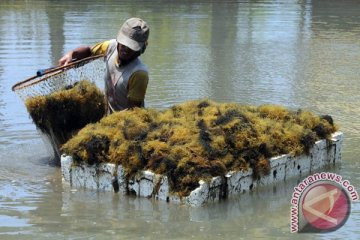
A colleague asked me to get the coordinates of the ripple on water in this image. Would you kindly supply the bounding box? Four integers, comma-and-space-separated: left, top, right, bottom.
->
0, 0, 360, 239
0, 215, 32, 228
0, 142, 57, 233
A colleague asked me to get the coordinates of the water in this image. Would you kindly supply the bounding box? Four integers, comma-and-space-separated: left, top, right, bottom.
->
1, 0, 359, 239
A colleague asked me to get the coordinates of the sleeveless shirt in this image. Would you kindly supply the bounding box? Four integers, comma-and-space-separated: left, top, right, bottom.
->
104, 40, 148, 111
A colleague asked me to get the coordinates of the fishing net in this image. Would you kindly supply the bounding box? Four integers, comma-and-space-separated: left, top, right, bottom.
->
12, 55, 107, 163
12, 55, 106, 100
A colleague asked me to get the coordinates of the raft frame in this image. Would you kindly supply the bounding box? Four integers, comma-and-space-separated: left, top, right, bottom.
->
61, 132, 343, 206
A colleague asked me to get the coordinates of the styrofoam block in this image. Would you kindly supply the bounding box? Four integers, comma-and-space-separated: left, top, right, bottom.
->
332, 133, 343, 164
155, 176, 170, 201
186, 180, 209, 207
239, 173, 257, 193
98, 163, 116, 191
285, 154, 311, 179
226, 171, 240, 196
61, 154, 72, 182
327, 143, 336, 166
61, 132, 344, 206
71, 164, 97, 189
226, 169, 254, 196
270, 155, 288, 181
210, 176, 223, 188
258, 155, 288, 186
139, 170, 156, 198
270, 154, 289, 167
331, 132, 343, 142
128, 179, 139, 196
128, 170, 157, 198
310, 139, 329, 170
116, 165, 127, 193
316, 138, 328, 150
154, 176, 183, 203
208, 176, 224, 202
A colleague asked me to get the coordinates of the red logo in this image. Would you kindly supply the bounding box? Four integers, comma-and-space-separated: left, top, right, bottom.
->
300, 182, 351, 232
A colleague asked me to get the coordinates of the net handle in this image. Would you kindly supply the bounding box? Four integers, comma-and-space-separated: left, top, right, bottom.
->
12, 54, 105, 92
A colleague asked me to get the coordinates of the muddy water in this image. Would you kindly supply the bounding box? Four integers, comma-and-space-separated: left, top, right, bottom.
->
0, 0, 359, 239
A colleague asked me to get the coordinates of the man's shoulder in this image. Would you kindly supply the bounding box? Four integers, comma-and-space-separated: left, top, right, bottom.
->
132, 58, 148, 73
107, 39, 117, 47
91, 39, 117, 56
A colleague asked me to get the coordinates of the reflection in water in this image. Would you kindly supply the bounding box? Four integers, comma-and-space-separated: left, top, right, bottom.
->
208, 2, 239, 101
44, 4, 65, 66
0, 0, 360, 239
24, 175, 298, 239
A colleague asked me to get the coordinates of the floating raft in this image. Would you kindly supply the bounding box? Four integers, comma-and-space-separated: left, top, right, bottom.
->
61, 132, 343, 206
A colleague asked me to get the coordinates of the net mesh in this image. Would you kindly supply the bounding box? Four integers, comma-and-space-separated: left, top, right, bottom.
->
13, 55, 106, 101
12, 55, 107, 163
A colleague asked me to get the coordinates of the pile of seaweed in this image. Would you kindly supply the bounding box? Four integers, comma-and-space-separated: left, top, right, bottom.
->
25, 80, 106, 153
61, 100, 337, 196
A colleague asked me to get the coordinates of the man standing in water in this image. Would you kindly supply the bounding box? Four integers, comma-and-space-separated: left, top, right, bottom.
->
59, 17, 150, 113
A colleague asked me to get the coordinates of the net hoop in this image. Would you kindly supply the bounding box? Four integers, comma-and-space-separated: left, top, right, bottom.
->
12, 54, 105, 92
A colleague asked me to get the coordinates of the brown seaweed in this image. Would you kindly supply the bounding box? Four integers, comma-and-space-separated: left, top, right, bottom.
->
61, 100, 338, 196
25, 80, 106, 160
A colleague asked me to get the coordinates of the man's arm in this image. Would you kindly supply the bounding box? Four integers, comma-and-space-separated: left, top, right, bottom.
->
58, 41, 111, 66
127, 70, 149, 109
58, 46, 91, 66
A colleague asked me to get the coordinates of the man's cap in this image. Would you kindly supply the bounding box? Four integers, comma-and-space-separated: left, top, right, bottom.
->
116, 18, 149, 52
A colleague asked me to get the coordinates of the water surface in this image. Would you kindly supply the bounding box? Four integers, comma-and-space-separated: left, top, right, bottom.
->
0, 0, 359, 239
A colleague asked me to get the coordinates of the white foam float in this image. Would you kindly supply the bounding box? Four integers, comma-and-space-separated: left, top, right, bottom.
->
61, 132, 343, 206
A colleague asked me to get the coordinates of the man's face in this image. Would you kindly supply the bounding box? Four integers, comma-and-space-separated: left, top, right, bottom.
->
117, 43, 137, 61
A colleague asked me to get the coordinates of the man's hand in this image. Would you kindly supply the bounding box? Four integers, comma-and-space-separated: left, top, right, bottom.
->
58, 51, 73, 66
58, 46, 92, 66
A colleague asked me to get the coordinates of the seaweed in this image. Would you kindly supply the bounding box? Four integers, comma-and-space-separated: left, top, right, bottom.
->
73, 135, 110, 165
61, 99, 338, 196
25, 80, 106, 160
